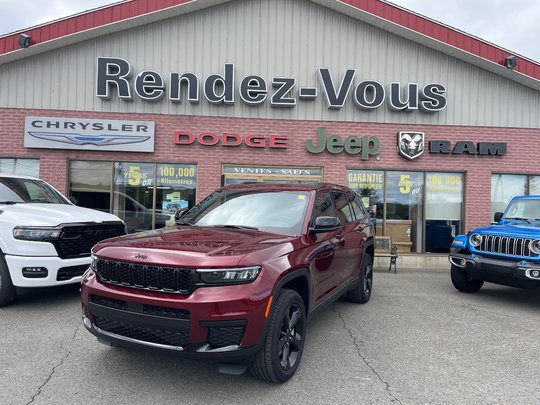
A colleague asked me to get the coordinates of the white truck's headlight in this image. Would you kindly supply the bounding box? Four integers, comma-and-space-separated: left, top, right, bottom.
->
13, 227, 61, 241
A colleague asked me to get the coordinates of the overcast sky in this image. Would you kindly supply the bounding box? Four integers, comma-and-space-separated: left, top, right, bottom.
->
1, 0, 539, 62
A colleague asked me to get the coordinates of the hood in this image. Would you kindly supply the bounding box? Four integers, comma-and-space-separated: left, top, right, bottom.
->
93, 226, 300, 268
0, 203, 122, 226
471, 224, 540, 239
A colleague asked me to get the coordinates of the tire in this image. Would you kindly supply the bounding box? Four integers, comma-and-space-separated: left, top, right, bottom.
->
347, 254, 373, 304
0, 254, 17, 307
250, 289, 306, 383
451, 264, 484, 293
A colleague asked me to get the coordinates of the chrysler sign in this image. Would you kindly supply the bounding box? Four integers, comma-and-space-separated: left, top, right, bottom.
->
96, 58, 447, 113
24, 116, 155, 152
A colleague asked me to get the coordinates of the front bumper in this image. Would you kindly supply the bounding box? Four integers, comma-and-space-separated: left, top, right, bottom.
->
5, 254, 90, 287
80, 270, 272, 361
448, 253, 540, 289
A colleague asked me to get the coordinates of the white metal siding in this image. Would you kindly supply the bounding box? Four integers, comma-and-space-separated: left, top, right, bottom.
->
1, 0, 539, 128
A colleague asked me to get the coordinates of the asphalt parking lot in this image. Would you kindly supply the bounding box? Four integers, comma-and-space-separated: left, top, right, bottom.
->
1, 267, 539, 405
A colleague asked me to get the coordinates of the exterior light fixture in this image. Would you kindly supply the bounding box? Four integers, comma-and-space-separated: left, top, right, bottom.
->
18, 33, 31, 48
504, 55, 517, 70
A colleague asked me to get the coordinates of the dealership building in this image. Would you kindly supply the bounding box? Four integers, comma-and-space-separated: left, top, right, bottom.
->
2, 0, 540, 265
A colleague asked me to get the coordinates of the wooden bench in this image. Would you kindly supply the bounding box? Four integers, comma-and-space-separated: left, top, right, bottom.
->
374, 236, 398, 273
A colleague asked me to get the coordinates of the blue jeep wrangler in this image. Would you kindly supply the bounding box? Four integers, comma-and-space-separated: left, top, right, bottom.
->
449, 196, 540, 292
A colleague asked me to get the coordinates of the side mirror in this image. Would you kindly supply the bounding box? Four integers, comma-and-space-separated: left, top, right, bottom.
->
494, 212, 503, 223
309, 216, 341, 233
68, 196, 78, 205
174, 208, 189, 223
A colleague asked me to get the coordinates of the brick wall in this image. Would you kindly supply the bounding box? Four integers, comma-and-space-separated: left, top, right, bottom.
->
1, 107, 538, 232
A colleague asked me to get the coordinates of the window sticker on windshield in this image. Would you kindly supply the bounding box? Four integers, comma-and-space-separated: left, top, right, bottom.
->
298, 195, 306, 200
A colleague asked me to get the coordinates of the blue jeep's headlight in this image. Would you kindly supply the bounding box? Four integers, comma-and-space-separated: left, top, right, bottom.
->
529, 240, 540, 254
469, 233, 482, 247
197, 266, 261, 285
13, 227, 61, 241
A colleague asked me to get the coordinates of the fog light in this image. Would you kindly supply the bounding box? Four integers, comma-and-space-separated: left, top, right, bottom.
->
22, 267, 48, 278
524, 269, 540, 279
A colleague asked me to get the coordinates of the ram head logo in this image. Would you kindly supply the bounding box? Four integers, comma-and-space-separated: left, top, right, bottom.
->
397, 132, 425, 160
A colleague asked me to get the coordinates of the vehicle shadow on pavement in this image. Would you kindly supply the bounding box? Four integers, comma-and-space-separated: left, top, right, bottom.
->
455, 284, 540, 309
12, 284, 81, 308
91, 345, 290, 390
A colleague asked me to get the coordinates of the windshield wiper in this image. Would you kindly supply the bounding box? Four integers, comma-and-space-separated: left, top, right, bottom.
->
0, 201, 20, 205
211, 224, 259, 230
506, 217, 531, 223
175, 221, 192, 226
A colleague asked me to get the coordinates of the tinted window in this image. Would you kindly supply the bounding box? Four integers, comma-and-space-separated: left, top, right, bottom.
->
350, 193, 368, 220
333, 191, 354, 224
311, 191, 337, 223
0, 177, 67, 204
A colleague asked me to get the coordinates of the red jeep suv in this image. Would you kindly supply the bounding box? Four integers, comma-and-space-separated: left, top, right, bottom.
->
81, 183, 374, 383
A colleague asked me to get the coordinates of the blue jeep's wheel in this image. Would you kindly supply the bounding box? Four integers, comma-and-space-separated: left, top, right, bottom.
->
451, 264, 483, 293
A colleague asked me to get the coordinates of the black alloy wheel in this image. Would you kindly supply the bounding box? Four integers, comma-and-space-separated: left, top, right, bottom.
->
347, 254, 373, 304
277, 299, 304, 372
250, 289, 306, 383
0, 254, 16, 307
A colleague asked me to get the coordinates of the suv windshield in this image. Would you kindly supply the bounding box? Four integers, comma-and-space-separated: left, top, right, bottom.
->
181, 189, 310, 235
0, 177, 69, 204
504, 199, 540, 223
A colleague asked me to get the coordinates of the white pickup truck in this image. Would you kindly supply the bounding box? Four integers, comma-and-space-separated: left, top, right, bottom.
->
0, 173, 125, 306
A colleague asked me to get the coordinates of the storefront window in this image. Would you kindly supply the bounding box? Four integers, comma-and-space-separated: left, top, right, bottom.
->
386, 171, 424, 253
113, 162, 157, 233
156, 164, 197, 226
529, 176, 540, 195
491, 174, 527, 220
346, 170, 384, 234
0, 158, 39, 177
425, 172, 463, 253
69, 160, 197, 233
348, 169, 463, 253
70, 161, 113, 211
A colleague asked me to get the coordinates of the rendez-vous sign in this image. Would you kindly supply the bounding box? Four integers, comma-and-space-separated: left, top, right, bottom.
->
96, 58, 447, 113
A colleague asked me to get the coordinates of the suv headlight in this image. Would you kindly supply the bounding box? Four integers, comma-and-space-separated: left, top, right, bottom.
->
197, 266, 261, 285
529, 240, 540, 254
469, 233, 482, 247
13, 227, 61, 241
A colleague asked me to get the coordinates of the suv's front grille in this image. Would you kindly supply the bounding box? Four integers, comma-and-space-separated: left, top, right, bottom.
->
477, 235, 534, 257
88, 295, 190, 348
95, 258, 195, 294
90, 295, 190, 319
93, 316, 189, 347
53, 223, 125, 259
